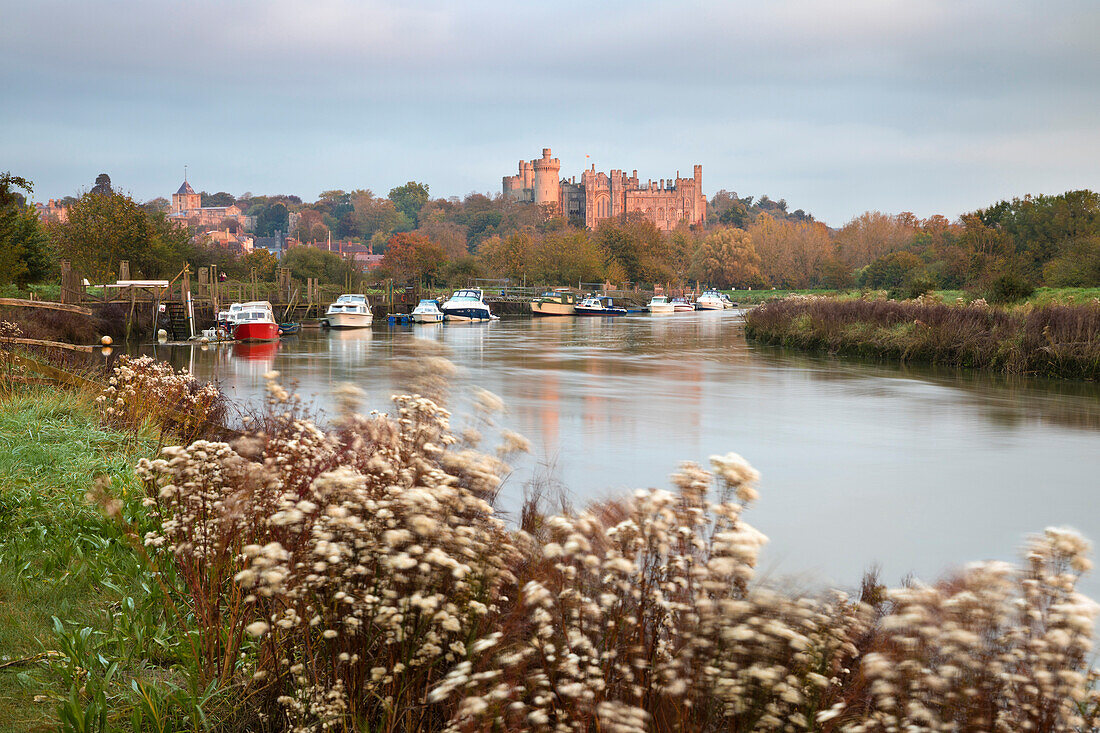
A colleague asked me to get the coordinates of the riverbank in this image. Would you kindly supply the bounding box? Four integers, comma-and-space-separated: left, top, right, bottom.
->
744, 296, 1100, 380
1, 355, 1098, 731
728, 286, 1100, 306
0, 387, 156, 731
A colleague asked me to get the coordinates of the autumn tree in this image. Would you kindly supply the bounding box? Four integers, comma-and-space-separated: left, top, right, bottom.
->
834, 211, 919, 268
530, 230, 606, 285
51, 189, 192, 281
475, 232, 533, 281
381, 232, 445, 285
240, 248, 279, 281
748, 213, 835, 288
689, 227, 763, 288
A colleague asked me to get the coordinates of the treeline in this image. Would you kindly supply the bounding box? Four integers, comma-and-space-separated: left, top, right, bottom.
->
4, 169, 1098, 297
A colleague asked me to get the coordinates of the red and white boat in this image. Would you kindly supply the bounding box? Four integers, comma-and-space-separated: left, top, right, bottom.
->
231, 301, 280, 342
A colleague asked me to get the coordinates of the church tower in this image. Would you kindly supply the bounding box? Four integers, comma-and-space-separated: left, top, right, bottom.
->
171, 179, 201, 215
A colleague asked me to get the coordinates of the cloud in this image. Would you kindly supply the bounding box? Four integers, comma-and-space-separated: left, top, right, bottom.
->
2, 0, 1097, 222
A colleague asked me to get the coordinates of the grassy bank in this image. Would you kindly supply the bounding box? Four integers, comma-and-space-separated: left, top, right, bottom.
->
0, 388, 154, 731
744, 296, 1100, 380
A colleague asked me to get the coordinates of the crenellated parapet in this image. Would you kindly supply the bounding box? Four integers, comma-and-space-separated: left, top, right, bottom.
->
503, 148, 706, 230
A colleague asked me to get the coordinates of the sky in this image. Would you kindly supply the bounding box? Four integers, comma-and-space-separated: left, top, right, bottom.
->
3, 0, 1098, 226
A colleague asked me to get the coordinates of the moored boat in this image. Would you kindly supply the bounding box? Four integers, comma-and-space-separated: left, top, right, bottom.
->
441, 288, 496, 321
647, 295, 675, 314
576, 296, 627, 316
232, 301, 280, 342
324, 294, 373, 329
695, 290, 726, 310
671, 297, 696, 312
531, 289, 577, 316
411, 299, 444, 323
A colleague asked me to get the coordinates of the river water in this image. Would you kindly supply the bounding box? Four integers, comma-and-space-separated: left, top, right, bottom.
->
143, 310, 1100, 597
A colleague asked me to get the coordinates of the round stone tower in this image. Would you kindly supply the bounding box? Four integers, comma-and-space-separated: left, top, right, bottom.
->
533, 148, 561, 210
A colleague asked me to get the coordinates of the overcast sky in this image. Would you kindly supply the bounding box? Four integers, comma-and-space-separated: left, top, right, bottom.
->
3, 0, 1097, 225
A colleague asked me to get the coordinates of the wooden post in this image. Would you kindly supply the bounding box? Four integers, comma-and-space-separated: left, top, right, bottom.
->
119, 260, 130, 282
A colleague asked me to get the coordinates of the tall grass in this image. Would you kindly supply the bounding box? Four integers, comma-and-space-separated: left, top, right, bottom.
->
4, 353, 1100, 730
744, 296, 1100, 380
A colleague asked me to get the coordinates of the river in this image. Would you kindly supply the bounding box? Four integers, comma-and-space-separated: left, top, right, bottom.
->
142, 309, 1100, 598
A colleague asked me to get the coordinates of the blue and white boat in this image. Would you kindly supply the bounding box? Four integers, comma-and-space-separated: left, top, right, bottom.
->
411, 299, 444, 323
441, 288, 497, 322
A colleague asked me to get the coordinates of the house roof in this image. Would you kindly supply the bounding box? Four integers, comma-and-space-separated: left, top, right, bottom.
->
176, 181, 196, 195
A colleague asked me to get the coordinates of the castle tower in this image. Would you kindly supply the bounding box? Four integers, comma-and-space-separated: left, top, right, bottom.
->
533, 148, 561, 211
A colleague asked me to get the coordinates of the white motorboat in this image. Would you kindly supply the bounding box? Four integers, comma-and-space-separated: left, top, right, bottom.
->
324, 294, 373, 329
575, 296, 627, 316
441, 288, 496, 322
647, 295, 675, 314
695, 290, 726, 310
411, 299, 444, 323
530, 289, 577, 316
671, 297, 696, 312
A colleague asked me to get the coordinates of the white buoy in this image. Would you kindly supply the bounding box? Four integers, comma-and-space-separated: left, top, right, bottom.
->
100, 335, 113, 346
158, 329, 168, 343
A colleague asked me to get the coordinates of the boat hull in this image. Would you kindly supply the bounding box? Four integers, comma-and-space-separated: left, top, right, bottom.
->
531, 301, 575, 316
412, 312, 444, 323
695, 301, 724, 310
648, 304, 675, 314
233, 321, 280, 342
443, 307, 494, 321
673, 305, 695, 312
326, 312, 373, 329
576, 307, 626, 316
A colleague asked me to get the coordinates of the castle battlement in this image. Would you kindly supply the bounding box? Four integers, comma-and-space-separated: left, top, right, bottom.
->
503, 148, 706, 230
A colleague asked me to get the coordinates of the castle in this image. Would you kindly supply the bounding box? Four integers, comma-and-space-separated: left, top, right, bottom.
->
502, 148, 706, 231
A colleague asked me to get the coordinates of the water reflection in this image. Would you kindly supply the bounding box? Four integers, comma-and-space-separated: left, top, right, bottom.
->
134, 310, 1100, 598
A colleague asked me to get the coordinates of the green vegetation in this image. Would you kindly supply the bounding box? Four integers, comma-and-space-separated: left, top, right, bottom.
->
745, 296, 1100, 380
0, 388, 153, 731
1, 360, 1099, 731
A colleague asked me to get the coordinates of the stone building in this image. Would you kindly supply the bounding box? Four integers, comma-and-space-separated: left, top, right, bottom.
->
168, 179, 254, 229
503, 148, 706, 231
35, 199, 69, 223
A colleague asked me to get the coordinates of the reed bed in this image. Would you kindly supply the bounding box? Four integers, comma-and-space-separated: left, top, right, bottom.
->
744, 296, 1100, 380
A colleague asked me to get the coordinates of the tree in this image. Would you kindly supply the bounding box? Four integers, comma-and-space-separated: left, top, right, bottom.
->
201, 191, 236, 207
0, 173, 52, 286
90, 173, 112, 196
530, 230, 606, 285
834, 212, 919, 268
142, 197, 170, 215
475, 233, 533, 281
859, 251, 922, 289
689, 228, 763, 288
381, 232, 445, 285
388, 182, 430, 226
281, 246, 357, 285
255, 202, 289, 237
51, 189, 193, 281
240, 248, 279, 281
748, 214, 834, 288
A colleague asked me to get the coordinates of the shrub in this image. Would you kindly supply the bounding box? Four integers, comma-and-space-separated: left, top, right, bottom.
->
110, 369, 1100, 731
986, 272, 1035, 304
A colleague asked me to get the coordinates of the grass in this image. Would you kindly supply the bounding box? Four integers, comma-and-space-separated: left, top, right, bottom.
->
0, 387, 154, 731
744, 296, 1100, 380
